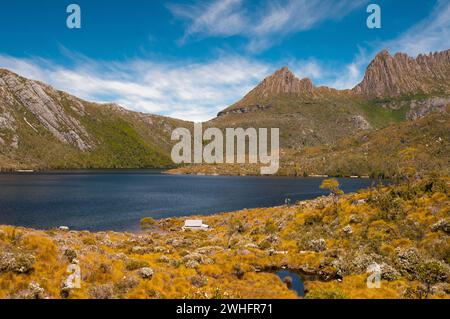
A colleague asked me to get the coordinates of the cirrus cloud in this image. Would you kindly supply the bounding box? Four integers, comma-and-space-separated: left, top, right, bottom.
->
168, 0, 368, 52
0, 53, 270, 122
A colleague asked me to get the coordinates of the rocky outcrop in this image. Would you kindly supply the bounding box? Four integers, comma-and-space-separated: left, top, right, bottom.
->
431, 219, 450, 234
217, 49, 450, 120
350, 115, 372, 130
0, 70, 92, 150
138, 267, 154, 279
353, 49, 450, 97
406, 96, 450, 120
250, 66, 315, 98
218, 66, 317, 116
335, 115, 372, 131
0, 111, 15, 131
217, 104, 272, 117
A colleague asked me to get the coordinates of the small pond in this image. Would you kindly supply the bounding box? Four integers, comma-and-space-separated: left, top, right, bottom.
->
275, 270, 305, 297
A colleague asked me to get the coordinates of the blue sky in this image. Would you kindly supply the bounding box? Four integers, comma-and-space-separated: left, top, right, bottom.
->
0, 0, 449, 121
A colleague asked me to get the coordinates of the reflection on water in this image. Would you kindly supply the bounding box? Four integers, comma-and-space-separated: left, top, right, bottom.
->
0, 170, 378, 231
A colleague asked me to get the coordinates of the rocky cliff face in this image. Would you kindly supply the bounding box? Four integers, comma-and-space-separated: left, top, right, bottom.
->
217, 49, 450, 120
0, 69, 92, 151
353, 49, 450, 97
211, 49, 449, 152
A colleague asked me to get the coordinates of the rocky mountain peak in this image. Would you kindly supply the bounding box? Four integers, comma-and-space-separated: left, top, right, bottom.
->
376, 49, 391, 59
353, 49, 450, 97
249, 66, 315, 99
216, 66, 318, 116
273, 66, 294, 77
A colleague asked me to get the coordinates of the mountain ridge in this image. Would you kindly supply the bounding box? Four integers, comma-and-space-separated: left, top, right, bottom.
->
0, 48, 449, 171
353, 49, 450, 97
218, 49, 450, 117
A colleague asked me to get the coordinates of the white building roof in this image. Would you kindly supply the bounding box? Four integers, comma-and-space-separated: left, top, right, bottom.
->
184, 220, 203, 227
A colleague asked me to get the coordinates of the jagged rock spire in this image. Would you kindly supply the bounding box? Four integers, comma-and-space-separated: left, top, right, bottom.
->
353, 49, 450, 97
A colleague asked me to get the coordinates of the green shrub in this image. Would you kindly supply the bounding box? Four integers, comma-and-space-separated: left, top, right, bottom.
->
125, 259, 149, 271
415, 261, 449, 297
368, 189, 405, 220
232, 264, 245, 279
264, 219, 278, 234
258, 239, 271, 250
140, 217, 157, 230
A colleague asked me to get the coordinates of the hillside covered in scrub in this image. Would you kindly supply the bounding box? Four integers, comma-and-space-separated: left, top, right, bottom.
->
1, 49, 449, 172
0, 176, 448, 299
168, 50, 449, 178
169, 106, 449, 178
0, 69, 191, 170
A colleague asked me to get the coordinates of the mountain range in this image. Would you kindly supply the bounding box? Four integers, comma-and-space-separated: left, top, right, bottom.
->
213, 49, 449, 148
0, 49, 449, 175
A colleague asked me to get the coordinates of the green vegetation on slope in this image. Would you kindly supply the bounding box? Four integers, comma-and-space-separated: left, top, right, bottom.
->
74, 105, 171, 169
169, 106, 449, 178
360, 103, 408, 127
288, 106, 450, 178
0, 94, 191, 170
0, 69, 194, 170
211, 94, 371, 148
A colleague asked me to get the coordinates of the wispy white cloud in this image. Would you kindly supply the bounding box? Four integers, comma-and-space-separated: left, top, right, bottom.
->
292, 60, 323, 80
169, 0, 367, 52
320, 48, 370, 90
380, 0, 450, 56
169, 0, 246, 43
0, 53, 269, 122
0, 1, 447, 122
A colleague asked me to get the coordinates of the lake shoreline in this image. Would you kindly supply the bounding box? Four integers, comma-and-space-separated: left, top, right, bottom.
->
0, 194, 334, 234
1, 176, 447, 299
0, 166, 373, 179
164, 169, 372, 179
165, 164, 375, 179
0, 172, 377, 231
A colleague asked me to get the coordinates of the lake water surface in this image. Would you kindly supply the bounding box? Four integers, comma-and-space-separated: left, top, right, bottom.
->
0, 170, 378, 231
275, 270, 305, 297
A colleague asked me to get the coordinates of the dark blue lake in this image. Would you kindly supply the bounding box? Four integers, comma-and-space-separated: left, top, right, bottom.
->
0, 170, 378, 231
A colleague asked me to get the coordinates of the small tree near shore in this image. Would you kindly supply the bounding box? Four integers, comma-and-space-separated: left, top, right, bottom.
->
320, 178, 343, 197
